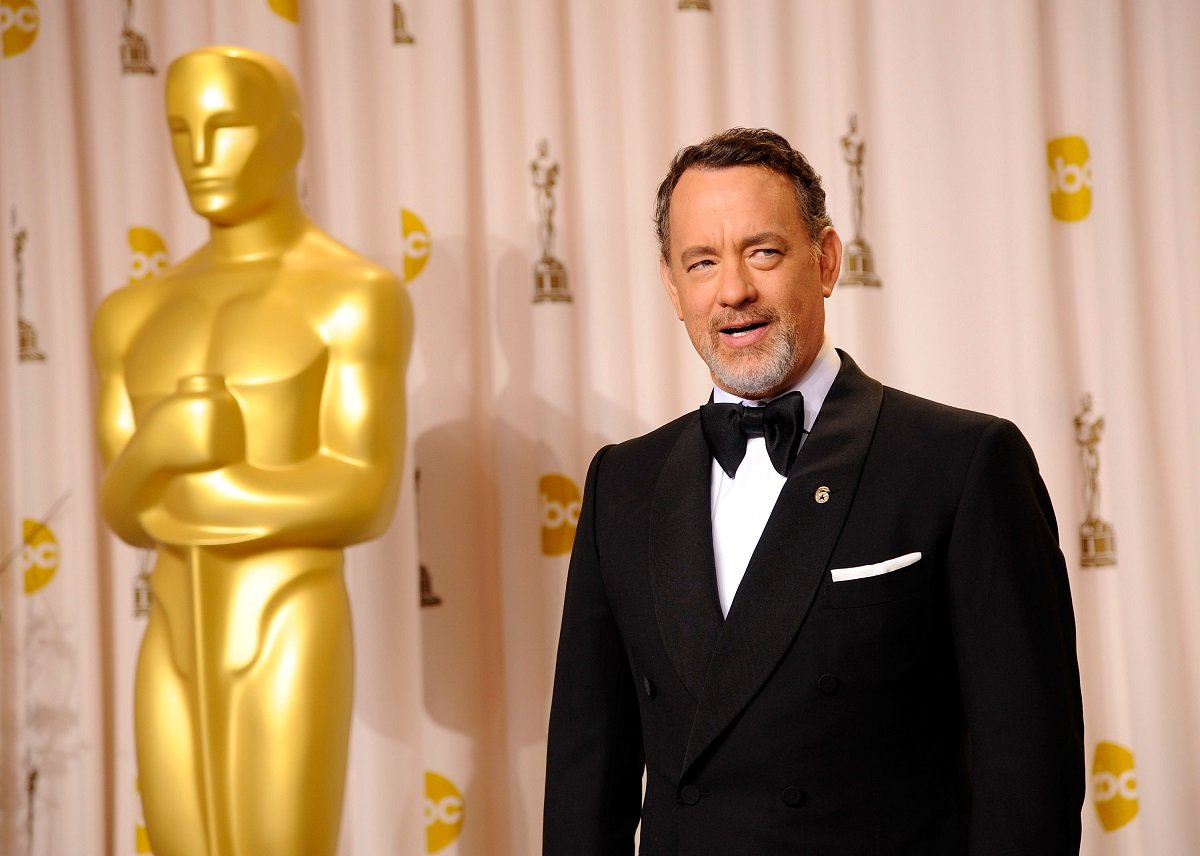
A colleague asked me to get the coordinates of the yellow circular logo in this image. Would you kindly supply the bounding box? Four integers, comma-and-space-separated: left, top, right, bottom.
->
1, 0, 40, 57
424, 771, 464, 852
401, 208, 431, 283
128, 226, 169, 282
1092, 741, 1138, 832
1046, 135, 1092, 222
21, 518, 59, 594
540, 473, 581, 557
268, 0, 298, 22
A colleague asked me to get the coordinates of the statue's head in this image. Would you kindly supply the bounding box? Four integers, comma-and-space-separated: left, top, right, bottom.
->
165, 46, 303, 225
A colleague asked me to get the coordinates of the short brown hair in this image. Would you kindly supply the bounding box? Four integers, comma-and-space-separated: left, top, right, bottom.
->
654, 127, 832, 261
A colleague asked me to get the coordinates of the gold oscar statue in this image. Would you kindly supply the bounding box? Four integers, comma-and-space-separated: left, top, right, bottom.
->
92, 46, 412, 856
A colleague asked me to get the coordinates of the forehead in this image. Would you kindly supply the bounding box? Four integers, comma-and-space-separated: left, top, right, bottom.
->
165, 54, 280, 124
669, 166, 801, 237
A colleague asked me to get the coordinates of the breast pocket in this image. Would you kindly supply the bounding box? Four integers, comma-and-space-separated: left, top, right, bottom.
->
825, 554, 926, 609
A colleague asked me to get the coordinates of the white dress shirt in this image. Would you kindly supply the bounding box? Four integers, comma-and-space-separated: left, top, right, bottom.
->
711, 337, 841, 617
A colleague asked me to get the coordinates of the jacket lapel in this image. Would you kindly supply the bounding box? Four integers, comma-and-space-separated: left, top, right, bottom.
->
648, 414, 724, 702
681, 353, 885, 774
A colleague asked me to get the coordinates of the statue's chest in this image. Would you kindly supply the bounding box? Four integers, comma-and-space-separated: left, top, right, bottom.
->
125, 275, 328, 451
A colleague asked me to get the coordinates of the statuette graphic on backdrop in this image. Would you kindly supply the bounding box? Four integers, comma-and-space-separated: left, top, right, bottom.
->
133, 550, 153, 618
91, 45, 411, 856
392, 2, 415, 44
838, 115, 882, 287
415, 469, 442, 607
1074, 395, 1116, 567
12, 208, 45, 361
120, 0, 155, 74
530, 139, 572, 302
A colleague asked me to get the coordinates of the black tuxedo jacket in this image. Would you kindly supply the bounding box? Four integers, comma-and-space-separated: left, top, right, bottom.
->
544, 353, 1084, 855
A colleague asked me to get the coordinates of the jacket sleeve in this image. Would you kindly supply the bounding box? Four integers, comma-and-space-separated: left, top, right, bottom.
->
544, 446, 645, 856
946, 419, 1085, 854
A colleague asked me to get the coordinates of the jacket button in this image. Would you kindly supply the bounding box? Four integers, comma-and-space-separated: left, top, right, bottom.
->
679, 785, 701, 806
817, 673, 840, 695
643, 677, 655, 698
781, 785, 805, 807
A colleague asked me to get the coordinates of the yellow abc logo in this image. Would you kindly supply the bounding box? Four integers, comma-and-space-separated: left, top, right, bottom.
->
21, 518, 59, 594
424, 770, 465, 853
540, 473, 581, 557
134, 778, 152, 853
1, 0, 39, 58
268, 0, 299, 23
1092, 741, 1138, 832
401, 208, 431, 283
128, 226, 169, 282
1046, 136, 1092, 222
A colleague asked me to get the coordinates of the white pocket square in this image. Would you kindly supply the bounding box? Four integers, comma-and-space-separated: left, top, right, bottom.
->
830, 551, 922, 583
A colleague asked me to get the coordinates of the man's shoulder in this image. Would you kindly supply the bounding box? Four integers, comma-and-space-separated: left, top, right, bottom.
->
600, 409, 698, 469
880, 384, 1002, 430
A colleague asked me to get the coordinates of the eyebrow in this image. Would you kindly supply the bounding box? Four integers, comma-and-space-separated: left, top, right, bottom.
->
740, 231, 789, 250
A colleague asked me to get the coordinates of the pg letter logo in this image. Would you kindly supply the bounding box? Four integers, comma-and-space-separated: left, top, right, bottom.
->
1047, 136, 1092, 222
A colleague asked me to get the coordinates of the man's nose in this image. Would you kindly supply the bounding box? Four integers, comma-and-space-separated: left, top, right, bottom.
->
718, 262, 757, 307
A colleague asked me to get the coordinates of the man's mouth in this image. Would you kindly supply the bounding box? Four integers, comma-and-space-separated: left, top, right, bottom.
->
720, 320, 768, 338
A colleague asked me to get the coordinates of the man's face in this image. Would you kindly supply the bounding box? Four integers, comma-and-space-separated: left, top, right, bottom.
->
165, 55, 295, 225
660, 165, 841, 399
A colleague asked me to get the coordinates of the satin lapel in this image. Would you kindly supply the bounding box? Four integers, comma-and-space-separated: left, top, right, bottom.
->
682, 354, 885, 773
649, 413, 724, 703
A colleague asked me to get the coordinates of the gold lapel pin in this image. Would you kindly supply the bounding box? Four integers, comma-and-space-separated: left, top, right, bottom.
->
814, 486, 831, 504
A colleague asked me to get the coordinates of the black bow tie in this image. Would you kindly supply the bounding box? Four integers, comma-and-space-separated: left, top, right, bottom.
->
700, 390, 806, 478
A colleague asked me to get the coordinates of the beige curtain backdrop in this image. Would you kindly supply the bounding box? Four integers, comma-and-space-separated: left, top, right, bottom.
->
2, 1, 1197, 853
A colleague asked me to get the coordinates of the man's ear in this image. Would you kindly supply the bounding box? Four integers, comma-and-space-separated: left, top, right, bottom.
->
660, 257, 684, 320
818, 228, 843, 297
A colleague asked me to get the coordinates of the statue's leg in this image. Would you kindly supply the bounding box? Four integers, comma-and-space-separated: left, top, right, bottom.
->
227, 560, 354, 855
135, 551, 207, 856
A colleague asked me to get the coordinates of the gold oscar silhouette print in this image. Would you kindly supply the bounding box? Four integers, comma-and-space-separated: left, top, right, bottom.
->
12, 207, 45, 362
392, 2, 415, 44
838, 114, 882, 287
92, 46, 412, 856
1074, 395, 1116, 567
120, 0, 156, 74
530, 139, 571, 302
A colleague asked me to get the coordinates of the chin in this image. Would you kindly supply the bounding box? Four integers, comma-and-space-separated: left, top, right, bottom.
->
188, 192, 234, 218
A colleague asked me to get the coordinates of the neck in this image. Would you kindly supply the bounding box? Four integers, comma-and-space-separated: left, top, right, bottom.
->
208, 189, 308, 263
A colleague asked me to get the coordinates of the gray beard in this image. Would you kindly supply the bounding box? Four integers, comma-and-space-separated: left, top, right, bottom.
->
699, 321, 798, 399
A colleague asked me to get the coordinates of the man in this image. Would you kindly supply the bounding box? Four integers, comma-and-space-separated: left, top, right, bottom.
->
544, 128, 1083, 855
93, 47, 410, 855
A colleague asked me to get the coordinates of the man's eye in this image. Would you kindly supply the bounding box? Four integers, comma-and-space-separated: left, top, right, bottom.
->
751, 248, 779, 258
687, 259, 715, 272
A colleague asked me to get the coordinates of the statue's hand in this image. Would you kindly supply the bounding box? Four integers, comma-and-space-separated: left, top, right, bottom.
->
140, 375, 246, 472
